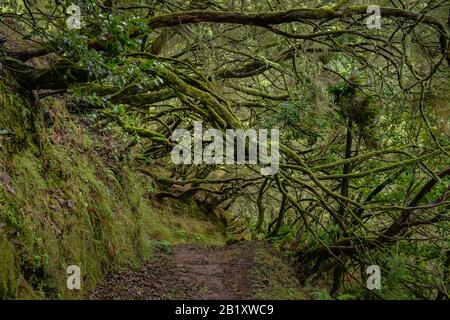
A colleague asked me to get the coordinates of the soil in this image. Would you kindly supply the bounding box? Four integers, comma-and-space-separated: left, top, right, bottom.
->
89, 242, 303, 300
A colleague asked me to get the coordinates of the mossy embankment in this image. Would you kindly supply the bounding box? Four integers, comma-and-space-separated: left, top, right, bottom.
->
0, 74, 224, 299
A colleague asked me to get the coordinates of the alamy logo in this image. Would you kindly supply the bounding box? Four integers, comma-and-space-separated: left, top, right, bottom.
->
66, 4, 82, 30
171, 122, 279, 175
366, 265, 381, 290
66, 265, 81, 290
366, 5, 381, 29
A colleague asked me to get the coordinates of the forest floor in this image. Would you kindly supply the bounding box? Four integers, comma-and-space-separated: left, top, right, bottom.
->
89, 242, 308, 300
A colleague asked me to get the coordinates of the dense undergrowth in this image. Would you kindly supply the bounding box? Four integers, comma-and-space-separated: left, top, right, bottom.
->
0, 75, 224, 299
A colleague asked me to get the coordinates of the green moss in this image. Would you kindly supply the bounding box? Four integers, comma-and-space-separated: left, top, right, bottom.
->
0, 80, 225, 299
329, 81, 380, 126
341, 92, 380, 126
252, 247, 308, 300
0, 141, 223, 298
0, 80, 34, 151
0, 235, 18, 299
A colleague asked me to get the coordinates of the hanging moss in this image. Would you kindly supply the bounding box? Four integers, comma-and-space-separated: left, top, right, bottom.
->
329, 81, 380, 126
345, 93, 380, 126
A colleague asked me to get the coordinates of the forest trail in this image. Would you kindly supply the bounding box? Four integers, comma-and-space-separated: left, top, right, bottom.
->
89, 242, 305, 300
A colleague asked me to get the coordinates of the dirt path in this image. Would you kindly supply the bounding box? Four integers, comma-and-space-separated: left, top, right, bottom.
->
89, 242, 304, 300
